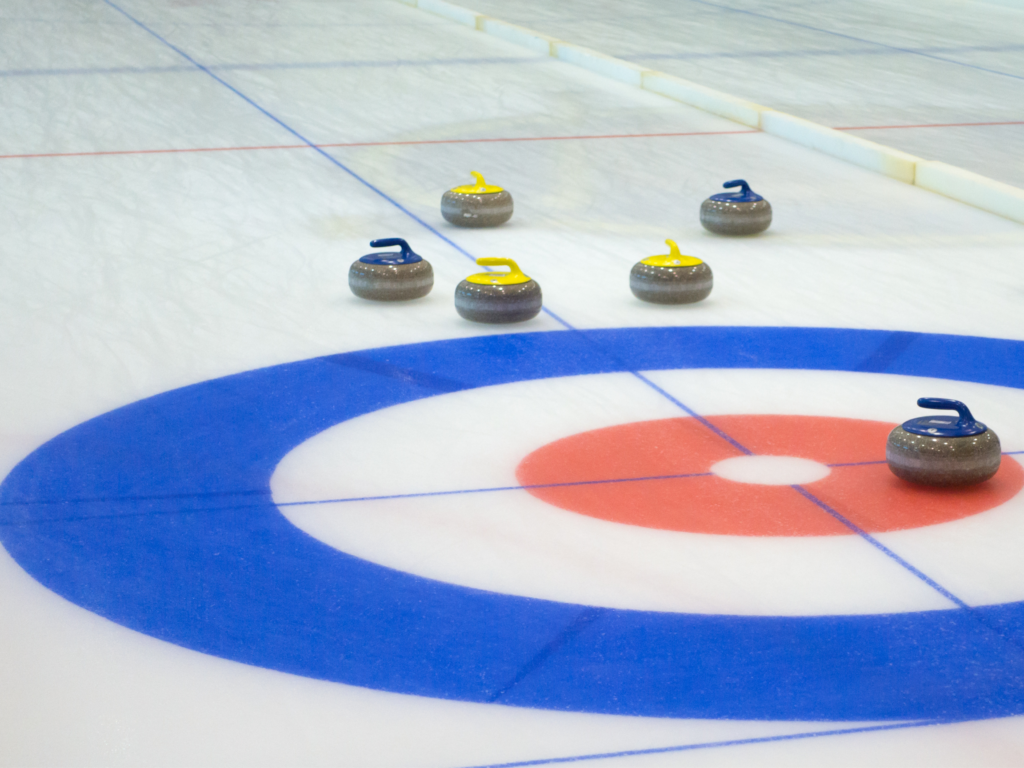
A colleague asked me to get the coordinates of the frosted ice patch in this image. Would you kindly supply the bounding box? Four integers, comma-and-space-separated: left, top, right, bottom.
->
711, 455, 831, 485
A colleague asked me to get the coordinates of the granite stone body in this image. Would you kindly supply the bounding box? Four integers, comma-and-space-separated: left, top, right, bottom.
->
630, 261, 713, 304
886, 426, 1002, 486
454, 279, 542, 323
700, 198, 772, 236
348, 260, 433, 301
441, 190, 514, 228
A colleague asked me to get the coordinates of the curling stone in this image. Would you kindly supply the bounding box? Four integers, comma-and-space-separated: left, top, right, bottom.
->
630, 239, 712, 305
441, 171, 513, 228
700, 179, 772, 236
348, 237, 433, 301
455, 257, 541, 323
886, 398, 1001, 486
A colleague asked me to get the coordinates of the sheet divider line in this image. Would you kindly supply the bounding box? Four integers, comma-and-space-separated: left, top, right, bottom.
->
460, 719, 945, 768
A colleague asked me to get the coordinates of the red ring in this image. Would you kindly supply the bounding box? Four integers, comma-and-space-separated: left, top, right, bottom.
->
516, 415, 1024, 536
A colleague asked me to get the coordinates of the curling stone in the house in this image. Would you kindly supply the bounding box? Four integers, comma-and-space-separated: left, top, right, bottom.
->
630, 239, 713, 304
886, 398, 1001, 486
441, 171, 514, 228
454, 257, 541, 323
348, 238, 433, 301
700, 179, 772, 236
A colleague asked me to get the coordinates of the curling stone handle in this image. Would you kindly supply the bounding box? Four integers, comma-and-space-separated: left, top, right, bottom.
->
476, 257, 525, 278
469, 171, 486, 186
722, 179, 751, 194
369, 238, 413, 259
917, 398, 977, 428
664, 239, 682, 258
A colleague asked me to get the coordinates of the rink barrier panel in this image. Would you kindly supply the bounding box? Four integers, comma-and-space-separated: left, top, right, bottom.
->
551, 42, 653, 86
412, 0, 481, 27
398, 0, 1024, 226
478, 18, 559, 55
642, 72, 765, 129
760, 111, 920, 184
916, 161, 1024, 225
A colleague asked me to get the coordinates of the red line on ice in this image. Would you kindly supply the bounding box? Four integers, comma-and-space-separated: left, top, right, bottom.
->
0, 129, 755, 161
4, 119, 1021, 161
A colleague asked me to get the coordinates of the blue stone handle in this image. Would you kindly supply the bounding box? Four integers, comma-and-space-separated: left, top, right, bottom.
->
917, 398, 977, 429
722, 179, 752, 195
369, 238, 412, 259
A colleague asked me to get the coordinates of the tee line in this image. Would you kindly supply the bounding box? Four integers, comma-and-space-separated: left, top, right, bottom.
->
275, 470, 714, 508
3, 450, 1018, 516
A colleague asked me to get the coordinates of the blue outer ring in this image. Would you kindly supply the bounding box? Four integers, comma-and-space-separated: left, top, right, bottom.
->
4, 325, 1024, 722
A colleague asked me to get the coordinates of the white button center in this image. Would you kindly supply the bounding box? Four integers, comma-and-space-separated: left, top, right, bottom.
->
710, 455, 831, 485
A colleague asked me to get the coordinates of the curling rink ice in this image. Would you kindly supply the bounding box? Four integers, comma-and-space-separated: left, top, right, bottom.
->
465, 0, 1024, 189
4, 0, 1024, 766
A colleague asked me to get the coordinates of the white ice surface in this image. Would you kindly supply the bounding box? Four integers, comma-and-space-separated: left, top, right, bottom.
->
710, 454, 831, 485
3, 0, 1024, 766
464, 0, 1024, 189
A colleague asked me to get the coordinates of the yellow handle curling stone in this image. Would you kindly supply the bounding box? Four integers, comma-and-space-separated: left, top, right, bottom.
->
455, 257, 541, 323
441, 172, 514, 228
630, 240, 712, 305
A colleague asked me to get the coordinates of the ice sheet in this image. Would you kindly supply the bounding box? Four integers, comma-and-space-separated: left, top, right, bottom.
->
3, 0, 1024, 766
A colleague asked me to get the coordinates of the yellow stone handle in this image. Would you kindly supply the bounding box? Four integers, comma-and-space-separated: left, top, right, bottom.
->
450, 172, 505, 194
477, 257, 523, 276
640, 239, 703, 268
466, 257, 531, 285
